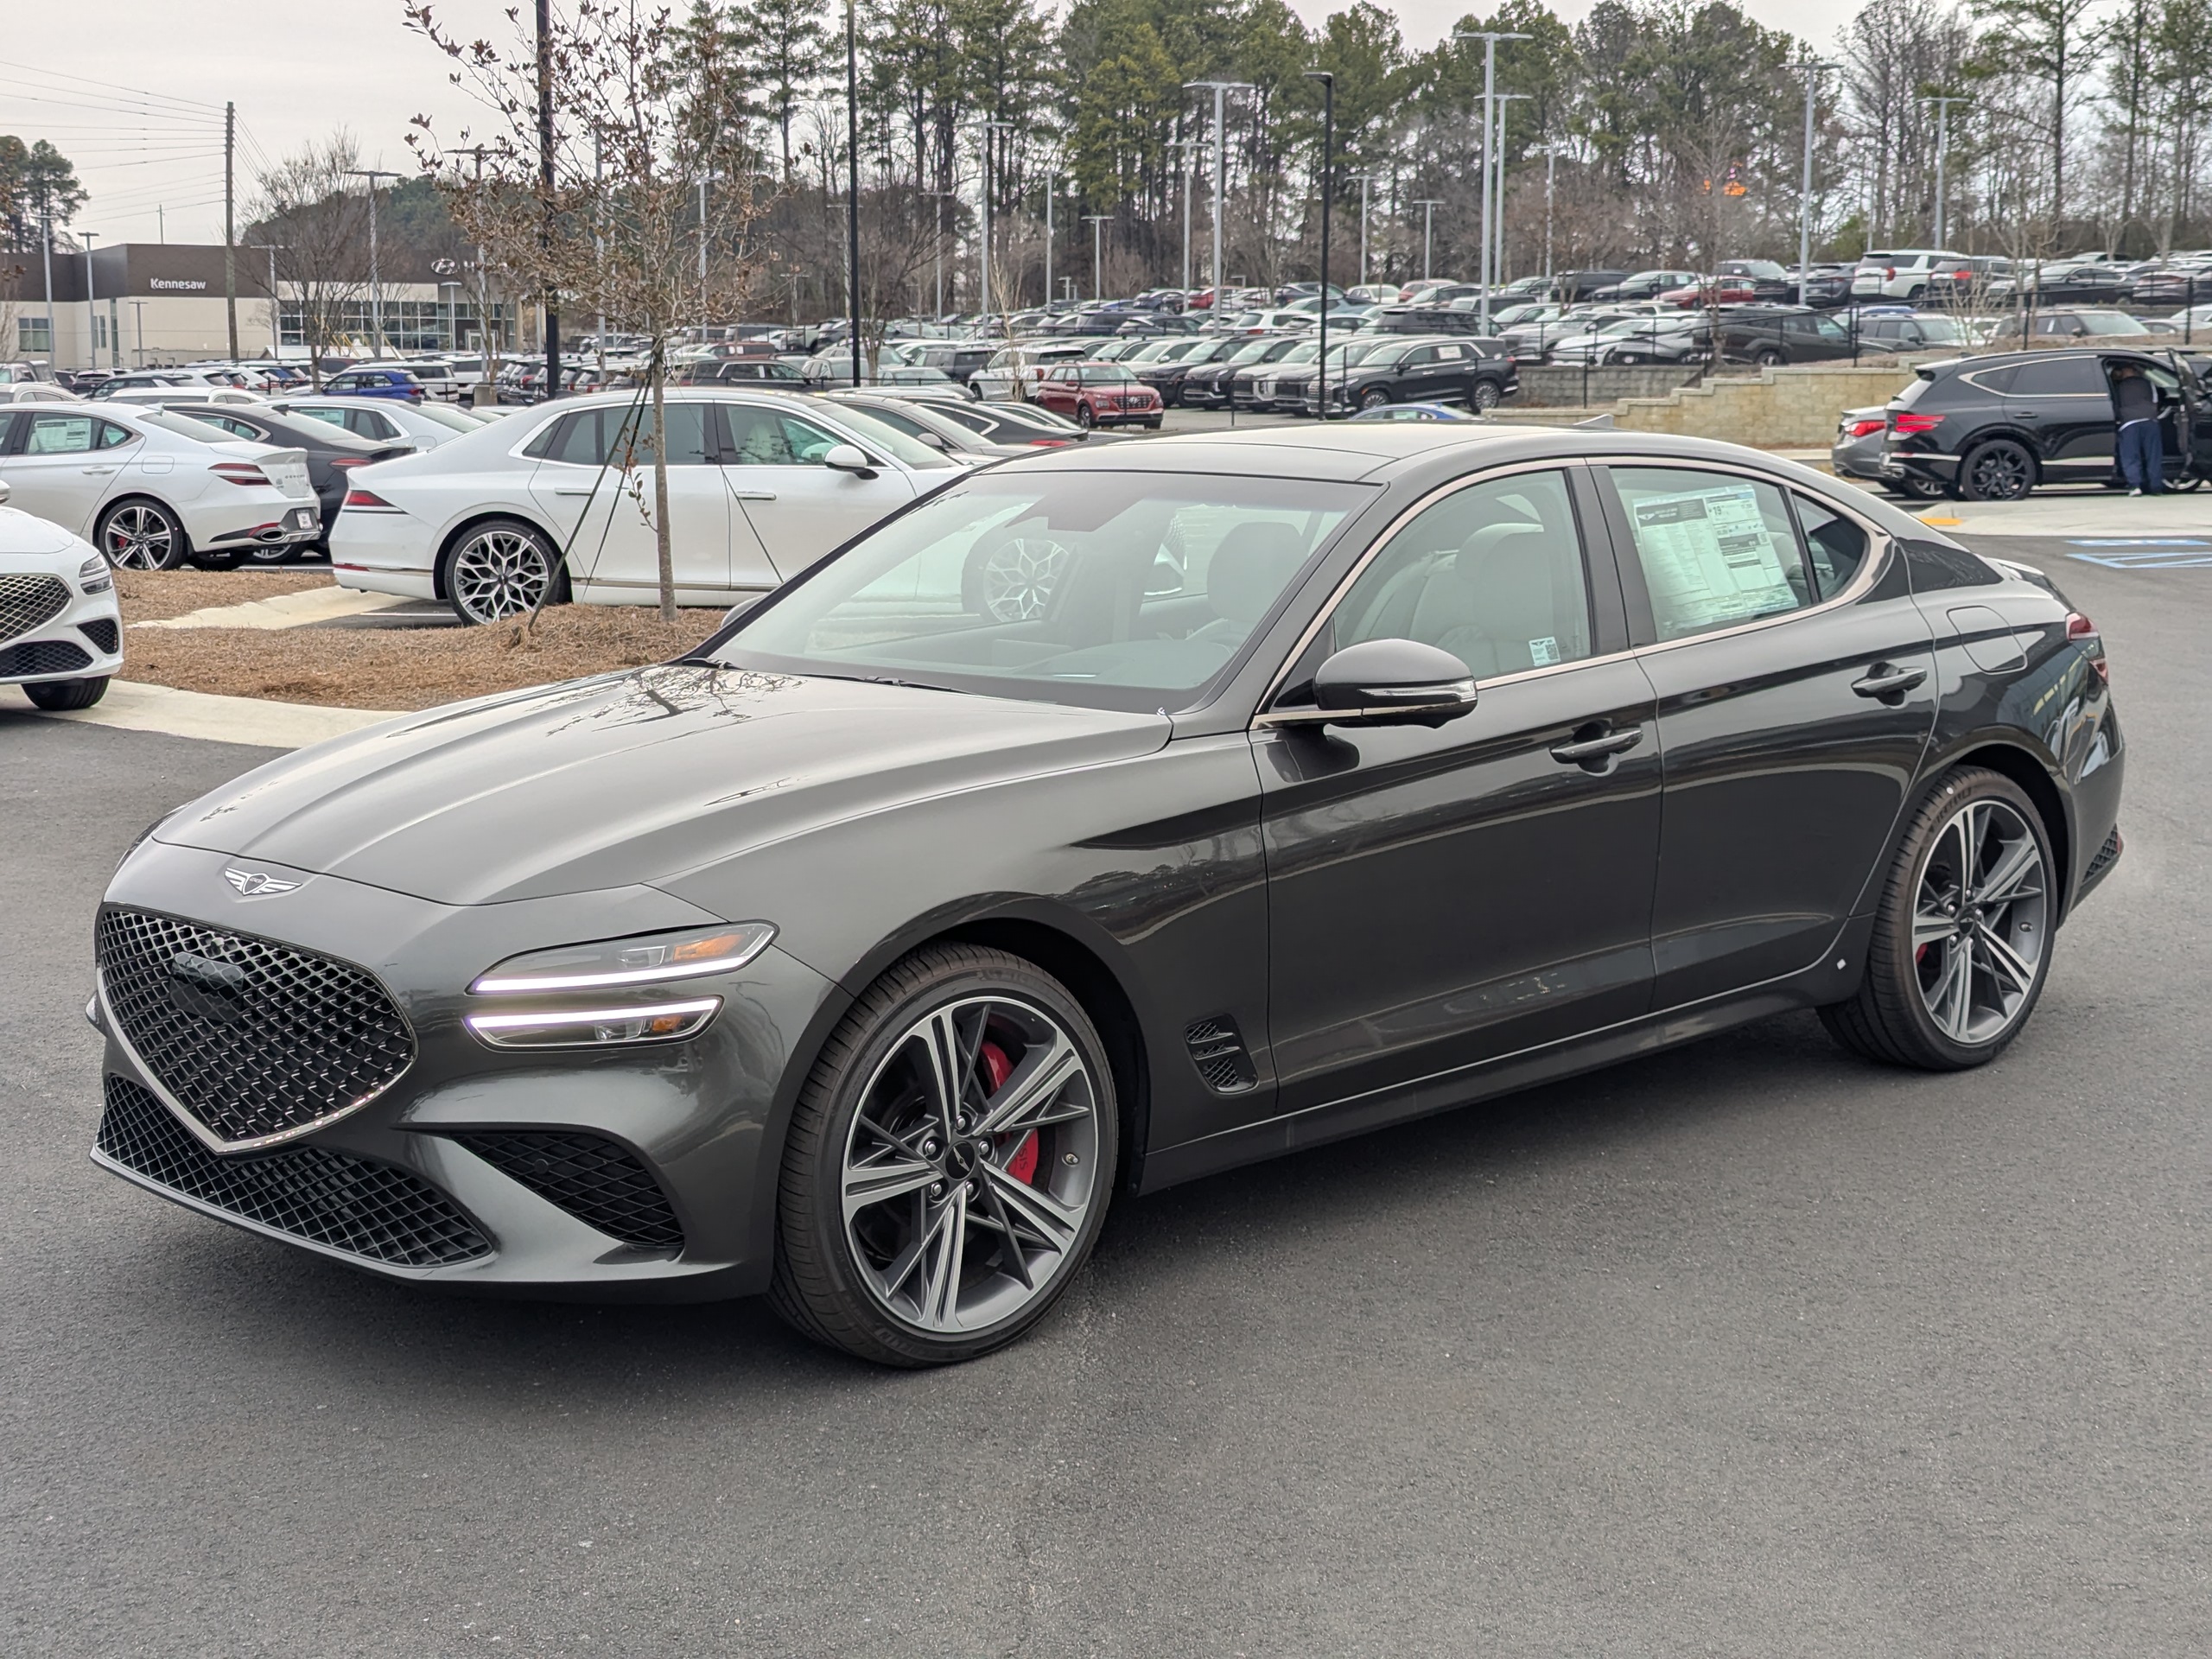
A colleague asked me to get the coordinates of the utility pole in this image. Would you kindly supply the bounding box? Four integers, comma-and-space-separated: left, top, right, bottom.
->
224, 100, 238, 362
1492, 94, 1530, 289
344, 168, 401, 355
1922, 94, 1969, 247
982, 118, 1016, 327
1791, 61, 1840, 308
38, 207, 53, 365
1534, 143, 1562, 283
1041, 175, 1057, 313
845, 0, 861, 387
1412, 199, 1443, 281
1184, 80, 1255, 295
537, 0, 559, 397
1355, 174, 1387, 285
1084, 215, 1111, 299
1304, 70, 1335, 416
1452, 30, 1528, 333
923, 188, 957, 316
1170, 137, 1205, 294
81, 232, 100, 371
251, 245, 287, 359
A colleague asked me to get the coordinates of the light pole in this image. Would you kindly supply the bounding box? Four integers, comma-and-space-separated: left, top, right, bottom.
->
845, 0, 861, 389
1452, 30, 1529, 332
1922, 94, 1970, 247
130, 299, 146, 368
1304, 70, 1335, 417
1412, 199, 1443, 281
1533, 143, 1562, 283
1790, 61, 1840, 307
1084, 214, 1111, 299
982, 118, 1016, 329
1492, 93, 1530, 288
1354, 173, 1388, 286
1170, 137, 1205, 294
922, 188, 957, 317
440, 280, 462, 352
1183, 80, 1256, 295
342, 167, 400, 356
250, 244, 287, 358
80, 232, 100, 371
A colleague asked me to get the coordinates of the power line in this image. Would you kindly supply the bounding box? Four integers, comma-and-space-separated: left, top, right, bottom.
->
0, 54, 226, 114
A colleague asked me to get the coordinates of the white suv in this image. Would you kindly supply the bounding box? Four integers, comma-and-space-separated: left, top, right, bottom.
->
1850, 250, 1973, 302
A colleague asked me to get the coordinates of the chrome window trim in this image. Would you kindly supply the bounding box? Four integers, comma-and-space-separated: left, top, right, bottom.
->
1249, 456, 1611, 724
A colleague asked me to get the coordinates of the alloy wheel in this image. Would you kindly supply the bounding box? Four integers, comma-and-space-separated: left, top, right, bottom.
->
1471, 380, 1502, 410
838, 995, 1103, 1336
450, 526, 552, 623
101, 504, 176, 570
1912, 798, 2049, 1046
976, 537, 1069, 620
1964, 442, 2033, 501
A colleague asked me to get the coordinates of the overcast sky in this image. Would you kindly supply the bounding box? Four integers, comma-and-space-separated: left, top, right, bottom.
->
5, 0, 1866, 248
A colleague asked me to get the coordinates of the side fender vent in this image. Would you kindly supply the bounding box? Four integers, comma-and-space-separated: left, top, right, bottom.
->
1185, 1016, 1257, 1095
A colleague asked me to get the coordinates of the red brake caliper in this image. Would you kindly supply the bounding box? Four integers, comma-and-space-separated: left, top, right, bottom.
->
978, 1040, 1039, 1185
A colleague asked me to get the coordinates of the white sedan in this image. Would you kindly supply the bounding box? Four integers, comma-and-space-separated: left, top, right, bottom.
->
270, 396, 490, 451
329, 388, 963, 624
0, 403, 320, 571
0, 480, 123, 709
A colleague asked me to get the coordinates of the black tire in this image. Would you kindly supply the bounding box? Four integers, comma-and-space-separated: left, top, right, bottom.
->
1959, 438, 2037, 502
1076, 403, 1096, 429
1890, 472, 1948, 501
191, 550, 246, 570
245, 538, 302, 566
1471, 378, 1503, 410
94, 498, 189, 571
1144, 417, 1162, 429
441, 517, 569, 626
1820, 767, 2056, 1071
1360, 385, 1393, 410
769, 944, 1120, 1367
1754, 348, 1787, 368
22, 676, 110, 711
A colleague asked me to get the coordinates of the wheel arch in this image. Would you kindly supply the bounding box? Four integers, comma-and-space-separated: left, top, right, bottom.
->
95, 492, 192, 555
433, 508, 567, 601
1922, 736, 2075, 921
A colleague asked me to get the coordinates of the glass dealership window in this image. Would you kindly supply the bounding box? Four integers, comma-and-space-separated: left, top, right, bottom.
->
1606, 467, 1814, 642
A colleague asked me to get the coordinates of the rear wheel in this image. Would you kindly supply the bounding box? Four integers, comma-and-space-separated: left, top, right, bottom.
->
1471, 378, 1503, 410
443, 517, 567, 625
245, 538, 302, 566
95, 499, 188, 571
1821, 767, 2055, 1070
1753, 347, 1786, 368
769, 945, 1118, 1366
22, 676, 110, 711
1959, 438, 2036, 502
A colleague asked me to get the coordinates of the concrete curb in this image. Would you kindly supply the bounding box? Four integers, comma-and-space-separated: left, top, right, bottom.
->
17, 678, 402, 749
135, 587, 408, 632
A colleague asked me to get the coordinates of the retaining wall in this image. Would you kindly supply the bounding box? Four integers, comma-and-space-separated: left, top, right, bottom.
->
1611, 361, 1928, 447
1515, 364, 1704, 407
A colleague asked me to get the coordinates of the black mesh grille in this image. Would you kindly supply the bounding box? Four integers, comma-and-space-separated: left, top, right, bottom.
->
78, 617, 120, 654
97, 907, 416, 1145
448, 1131, 684, 1251
0, 638, 92, 677
2085, 827, 2121, 881
1185, 1016, 1258, 1095
98, 1075, 491, 1267
0, 573, 70, 645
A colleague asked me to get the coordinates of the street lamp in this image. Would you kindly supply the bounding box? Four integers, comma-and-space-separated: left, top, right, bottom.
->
696, 172, 728, 326
982, 118, 1016, 332
342, 167, 400, 356
440, 280, 462, 352
844, 0, 861, 389
1491, 94, 1531, 289
1303, 70, 1335, 416
80, 231, 101, 372
1452, 30, 1529, 331
1169, 137, 1206, 295
1411, 199, 1444, 282
1083, 214, 1112, 299
1531, 144, 1563, 283
250, 243, 288, 359
1790, 61, 1841, 308
1353, 173, 1389, 287
1183, 80, 1256, 294
1921, 93, 1970, 248
922, 188, 957, 317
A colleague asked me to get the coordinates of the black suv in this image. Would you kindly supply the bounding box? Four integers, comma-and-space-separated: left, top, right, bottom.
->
1883, 347, 2212, 500
1716, 306, 1893, 366
1180, 334, 1306, 407
1313, 335, 1519, 415
1136, 334, 1246, 405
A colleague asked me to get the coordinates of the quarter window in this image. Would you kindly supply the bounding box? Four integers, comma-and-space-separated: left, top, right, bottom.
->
2009, 357, 2107, 396
1606, 467, 1814, 642
1794, 494, 1872, 598
1330, 469, 1593, 678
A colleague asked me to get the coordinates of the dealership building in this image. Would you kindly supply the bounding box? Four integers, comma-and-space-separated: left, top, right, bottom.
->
3, 242, 514, 369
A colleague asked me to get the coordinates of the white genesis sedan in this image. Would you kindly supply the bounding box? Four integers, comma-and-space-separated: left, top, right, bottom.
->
0, 480, 123, 709
327, 389, 963, 624
0, 402, 321, 571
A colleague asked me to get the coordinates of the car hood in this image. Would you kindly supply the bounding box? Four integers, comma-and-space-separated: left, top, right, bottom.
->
0, 505, 80, 556
155, 665, 1172, 906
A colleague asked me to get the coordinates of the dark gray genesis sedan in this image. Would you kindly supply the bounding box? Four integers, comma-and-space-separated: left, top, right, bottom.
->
91, 425, 2124, 1365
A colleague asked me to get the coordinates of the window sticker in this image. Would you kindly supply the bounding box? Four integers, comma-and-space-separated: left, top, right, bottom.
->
1627, 482, 1798, 634
1529, 635, 1561, 666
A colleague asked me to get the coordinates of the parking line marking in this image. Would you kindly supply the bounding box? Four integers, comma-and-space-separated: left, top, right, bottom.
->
2065, 538, 2210, 548
2067, 550, 2212, 569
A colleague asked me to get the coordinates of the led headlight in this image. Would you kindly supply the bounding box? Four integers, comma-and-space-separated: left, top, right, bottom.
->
465, 998, 721, 1049
469, 923, 774, 995
79, 555, 114, 594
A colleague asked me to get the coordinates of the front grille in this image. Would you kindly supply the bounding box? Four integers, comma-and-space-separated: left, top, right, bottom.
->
0, 573, 70, 645
98, 1075, 491, 1267
1185, 1015, 1258, 1095
97, 907, 416, 1146
448, 1131, 684, 1251
0, 638, 92, 677
78, 617, 120, 654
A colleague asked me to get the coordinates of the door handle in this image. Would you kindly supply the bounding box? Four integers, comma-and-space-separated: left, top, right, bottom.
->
2012, 410, 2039, 420
1851, 664, 1928, 702
551, 486, 595, 496
1549, 725, 1644, 767
81, 465, 118, 474
728, 489, 778, 501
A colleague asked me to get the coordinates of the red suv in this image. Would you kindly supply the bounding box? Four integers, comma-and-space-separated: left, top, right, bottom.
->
1033, 363, 1165, 429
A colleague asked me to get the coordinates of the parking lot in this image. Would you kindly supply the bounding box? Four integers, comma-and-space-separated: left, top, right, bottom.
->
3, 499, 2207, 1655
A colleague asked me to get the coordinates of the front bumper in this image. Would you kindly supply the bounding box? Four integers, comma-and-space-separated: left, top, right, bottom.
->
3, 574, 124, 684
91, 841, 838, 1300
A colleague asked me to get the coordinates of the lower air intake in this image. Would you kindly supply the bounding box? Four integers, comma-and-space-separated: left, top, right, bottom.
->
448, 1131, 684, 1251
0, 638, 92, 677
97, 1074, 493, 1268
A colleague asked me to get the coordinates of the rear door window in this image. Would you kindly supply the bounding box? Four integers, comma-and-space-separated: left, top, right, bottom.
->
1605, 467, 1815, 642
2010, 358, 2107, 396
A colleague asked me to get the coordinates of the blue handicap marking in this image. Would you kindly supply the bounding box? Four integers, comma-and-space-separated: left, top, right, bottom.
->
2068, 549, 2212, 569
2066, 538, 2209, 547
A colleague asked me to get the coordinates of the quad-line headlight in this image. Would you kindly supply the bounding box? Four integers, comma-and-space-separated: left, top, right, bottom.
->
466, 998, 722, 1050
469, 923, 774, 995
79, 555, 113, 594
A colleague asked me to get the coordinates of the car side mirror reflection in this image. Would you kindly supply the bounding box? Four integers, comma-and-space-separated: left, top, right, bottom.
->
823, 442, 876, 478
1307, 639, 1479, 728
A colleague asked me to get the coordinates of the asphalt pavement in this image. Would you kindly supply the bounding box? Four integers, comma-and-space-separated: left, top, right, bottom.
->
2, 526, 2207, 1656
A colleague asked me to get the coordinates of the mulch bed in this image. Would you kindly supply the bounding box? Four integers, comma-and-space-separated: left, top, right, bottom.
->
116, 570, 725, 711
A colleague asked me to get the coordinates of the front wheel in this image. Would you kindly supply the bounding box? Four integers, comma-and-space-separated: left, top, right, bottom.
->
1959, 438, 2036, 502
1360, 386, 1393, 410
770, 944, 1119, 1366
22, 676, 110, 711
1821, 767, 2055, 1070
1754, 348, 1786, 368
95, 499, 188, 571
443, 517, 567, 625
1075, 403, 1096, 429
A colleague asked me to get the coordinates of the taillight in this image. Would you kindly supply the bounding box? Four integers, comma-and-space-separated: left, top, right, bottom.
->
211, 461, 272, 486
1891, 412, 1942, 436
2066, 611, 2108, 681
343, 488, 399, 511
327, 456, 369, 469
1845, 417, 1885, 438
1884, 266, 1897, 279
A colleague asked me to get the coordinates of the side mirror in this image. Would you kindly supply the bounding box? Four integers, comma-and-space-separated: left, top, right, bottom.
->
822, 442, 877, 478
0, 479, 10, 505
1306, 639, 1478, 728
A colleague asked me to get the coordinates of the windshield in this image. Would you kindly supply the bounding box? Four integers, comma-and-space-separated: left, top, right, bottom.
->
134, 407, 248, 444
1083, 365, 1139, 383
2075, 311, 2148, 334
824, 404, 959, 468
1909, 316, 1969, 343
712, 471, 1368, 711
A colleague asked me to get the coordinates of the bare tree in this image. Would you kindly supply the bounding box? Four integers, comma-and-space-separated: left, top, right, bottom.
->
250, 133, 374, 385
406, 0, 769, 621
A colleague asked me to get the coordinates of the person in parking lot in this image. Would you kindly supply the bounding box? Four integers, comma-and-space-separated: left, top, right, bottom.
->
2111, 360, 2165, 494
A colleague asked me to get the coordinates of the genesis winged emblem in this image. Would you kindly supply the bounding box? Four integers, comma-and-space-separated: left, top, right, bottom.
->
224, 868, 300, 897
